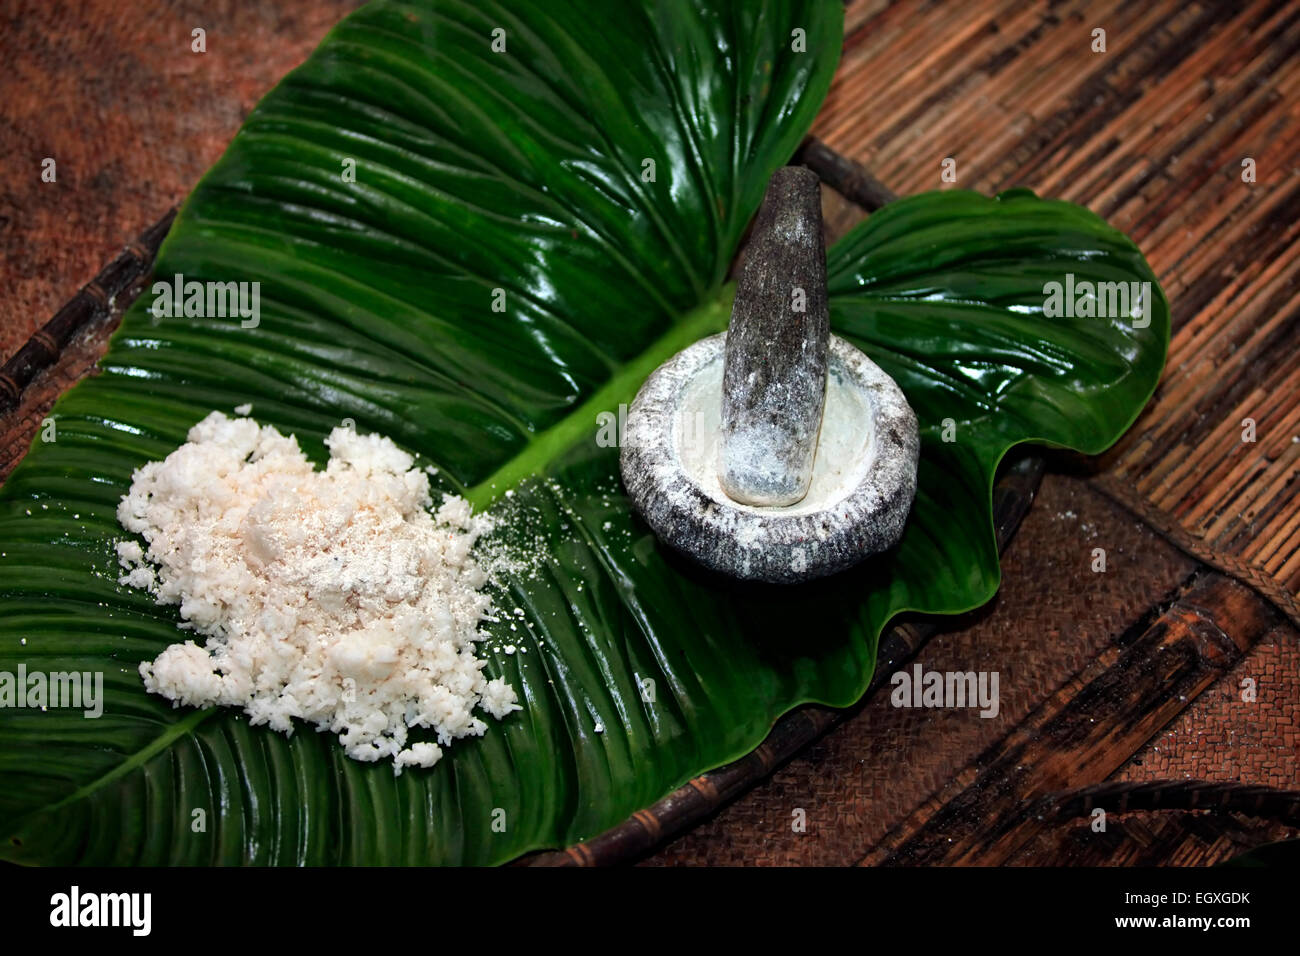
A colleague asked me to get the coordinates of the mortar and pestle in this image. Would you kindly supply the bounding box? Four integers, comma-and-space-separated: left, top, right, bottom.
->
620, 166, 921, 584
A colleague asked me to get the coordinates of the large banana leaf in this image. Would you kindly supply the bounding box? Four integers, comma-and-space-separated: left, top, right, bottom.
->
0, 0, 1167, 865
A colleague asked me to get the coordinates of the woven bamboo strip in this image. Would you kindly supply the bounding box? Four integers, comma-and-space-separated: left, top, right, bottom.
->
815, 0, 1300, 622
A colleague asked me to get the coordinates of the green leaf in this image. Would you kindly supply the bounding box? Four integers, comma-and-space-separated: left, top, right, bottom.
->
825, 187, 1170, 616
0, 0, 1167, 866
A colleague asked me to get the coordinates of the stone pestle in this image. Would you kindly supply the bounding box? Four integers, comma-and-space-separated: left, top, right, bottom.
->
720, 165, 829, 507
619, 165, 920, 583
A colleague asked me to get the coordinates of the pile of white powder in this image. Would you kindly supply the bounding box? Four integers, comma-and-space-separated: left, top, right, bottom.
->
115, 410, 520, 773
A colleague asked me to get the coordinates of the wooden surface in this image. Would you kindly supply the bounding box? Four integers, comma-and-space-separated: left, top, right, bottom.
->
1, 0, 1298, 865
863, 572, 1283, 865
0, 0, 359, 359
815, 0, 1300, 622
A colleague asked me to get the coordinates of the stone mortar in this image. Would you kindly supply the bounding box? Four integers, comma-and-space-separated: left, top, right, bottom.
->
621, 332, 920, 584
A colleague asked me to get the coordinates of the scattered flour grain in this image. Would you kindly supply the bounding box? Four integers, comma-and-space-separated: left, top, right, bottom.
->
116, 411, 520, 772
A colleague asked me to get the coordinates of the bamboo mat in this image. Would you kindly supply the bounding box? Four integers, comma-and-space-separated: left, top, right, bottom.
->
814, 0, 1300, 624
0, 0, 359, 361
644, 0, 1300, 866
